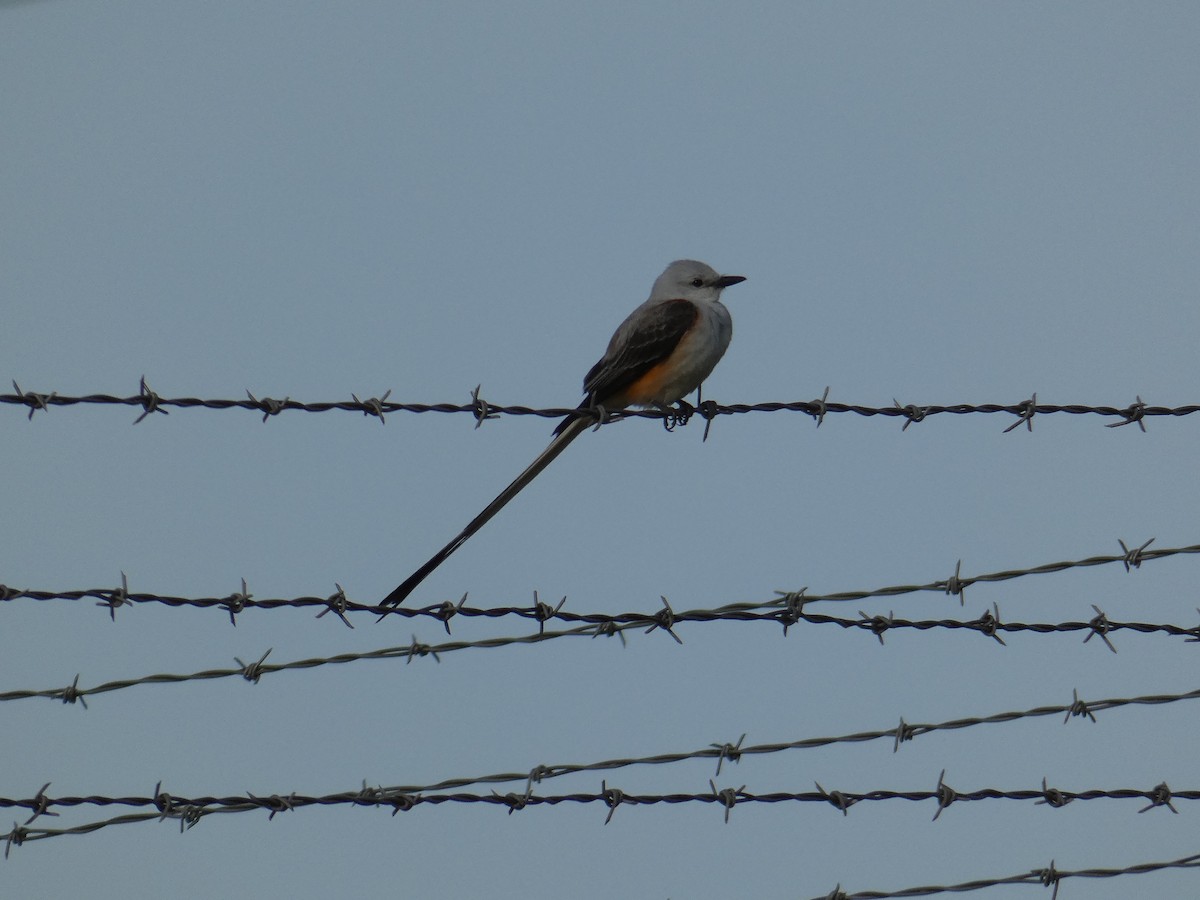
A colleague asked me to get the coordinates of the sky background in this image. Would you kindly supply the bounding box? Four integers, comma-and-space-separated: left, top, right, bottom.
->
3, 2, 1200, 898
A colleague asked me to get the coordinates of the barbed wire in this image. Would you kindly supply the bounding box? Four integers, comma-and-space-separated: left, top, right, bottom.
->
3, 785, 1195, 900
2, 776, 1193, 853
6, 581, 1198, 701
3, 380, 1193, 431
4, 590, 1197, 768
803, 849, 1200, 900
4, 538, 1193, 630
3, 541, 1196, 704
6, 554, 1200, 703
7, 384, 1199, 892
312, 685, 1200, 794
6, 580, 1200, 652
0, 622, 608, 706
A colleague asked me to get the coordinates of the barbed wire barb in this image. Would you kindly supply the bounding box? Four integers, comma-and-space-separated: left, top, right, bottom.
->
223, 578, 251, 627
810, 386, 830, 427
10, 380, 55, 420
97, 572, 131, 622
133, 375, 168, 424
1107, 394, 1148, 431
893, 397, 928, 430
351, 389, 391, 424
711, 734, 746, 777
314, 583, 354, 628
1036, 777, 1073, 810
1064, 688, 1096, 724
931, 769, 957, 821
470, 384, 497, 429
1002, 392, 1037, 433
235, 649, 272, 684
1084, 604, 1118, 653
1119, 536, 1155, 571
245, 389, 289, 422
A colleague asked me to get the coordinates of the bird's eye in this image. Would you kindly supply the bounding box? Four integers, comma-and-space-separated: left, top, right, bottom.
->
690, 277, 704, 287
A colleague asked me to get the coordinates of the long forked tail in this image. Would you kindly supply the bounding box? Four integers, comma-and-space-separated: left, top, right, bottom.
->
380, 414, 591, 607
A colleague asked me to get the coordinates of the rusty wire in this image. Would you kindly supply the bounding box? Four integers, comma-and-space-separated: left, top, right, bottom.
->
3, 380, 1194, 431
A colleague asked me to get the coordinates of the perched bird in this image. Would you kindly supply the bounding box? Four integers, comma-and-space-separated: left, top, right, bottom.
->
381, 259, 745, 608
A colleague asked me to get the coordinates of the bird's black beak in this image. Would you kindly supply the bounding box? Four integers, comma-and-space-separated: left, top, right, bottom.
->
715, 274, 746, 288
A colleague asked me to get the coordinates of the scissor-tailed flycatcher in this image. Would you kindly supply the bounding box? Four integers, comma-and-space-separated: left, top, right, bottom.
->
381, 259, 745, 607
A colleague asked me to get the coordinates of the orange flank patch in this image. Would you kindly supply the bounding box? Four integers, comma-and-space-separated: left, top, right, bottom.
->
612, 360, 674, 406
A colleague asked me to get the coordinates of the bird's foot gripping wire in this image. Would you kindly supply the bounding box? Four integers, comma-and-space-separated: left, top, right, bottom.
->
587, 404, 611, 432
657, 400, 694, 432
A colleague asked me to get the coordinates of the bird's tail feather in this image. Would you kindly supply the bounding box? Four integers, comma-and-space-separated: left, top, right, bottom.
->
380, 415, 590, 608
552, 397, 595, 436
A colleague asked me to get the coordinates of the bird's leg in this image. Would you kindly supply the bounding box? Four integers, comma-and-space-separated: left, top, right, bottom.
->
693, 381, 719, 441
650, 401, 676, 432
656, 397, 695, 432
588, 403, 611, 431
673, 385, 699, 423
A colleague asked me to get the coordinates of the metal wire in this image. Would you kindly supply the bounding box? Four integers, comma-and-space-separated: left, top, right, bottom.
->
802, 849, 1200, 899
2, 779, 1193, 846
5, 585, 1198, 767
4, 538, 1193, 631
5, 783, 1195, 898
2, 380, 1192, 430
6, 583, 1199, 658
6, 381, 1199, 894
4, 683, 1198, 897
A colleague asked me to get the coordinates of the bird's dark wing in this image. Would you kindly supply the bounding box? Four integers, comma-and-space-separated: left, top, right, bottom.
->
582, 297, 698, 404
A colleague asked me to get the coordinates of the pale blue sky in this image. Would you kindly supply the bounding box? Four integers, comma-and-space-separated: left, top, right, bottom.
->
3, 3, 1199, 898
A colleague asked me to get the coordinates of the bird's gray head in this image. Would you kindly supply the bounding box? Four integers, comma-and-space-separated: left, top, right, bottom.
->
652, 259, 746, 302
